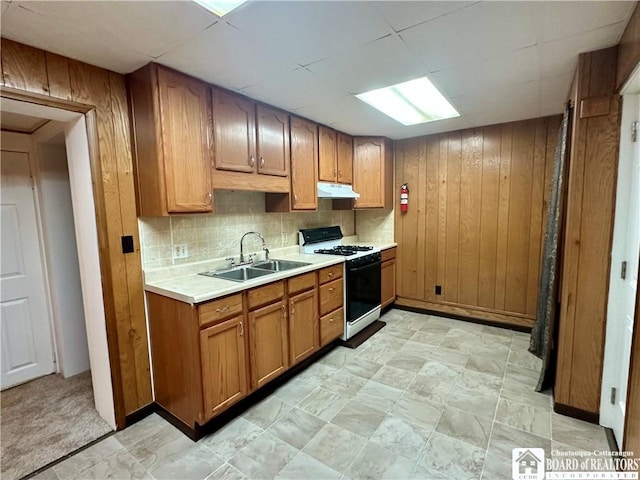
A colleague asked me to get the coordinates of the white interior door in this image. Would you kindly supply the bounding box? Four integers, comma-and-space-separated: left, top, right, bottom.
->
1, 149, 55, 389
601, 91, 640, 444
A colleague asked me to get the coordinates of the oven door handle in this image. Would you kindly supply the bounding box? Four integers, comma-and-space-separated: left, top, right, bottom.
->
347, 260, 382, 273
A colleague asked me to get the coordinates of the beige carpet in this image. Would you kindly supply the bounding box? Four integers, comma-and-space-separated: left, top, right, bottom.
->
1, 371, 113, 480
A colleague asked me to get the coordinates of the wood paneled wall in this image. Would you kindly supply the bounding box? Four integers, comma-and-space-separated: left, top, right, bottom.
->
395, 116, 561, 328
555, 47, 620, 415
618, 2, 640, 90
0, 39, 152, 423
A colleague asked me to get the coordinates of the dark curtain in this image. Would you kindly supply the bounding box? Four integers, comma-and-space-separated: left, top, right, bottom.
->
529, 104, 572, 392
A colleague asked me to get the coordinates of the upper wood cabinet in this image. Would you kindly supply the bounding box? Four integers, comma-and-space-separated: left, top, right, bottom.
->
336, 132, 353, 184
319, 126, 337, 182
319, 127, 353, 185
290, 116, 318, 210
212, 88, 256, 173
129, 64, 213, 215
352, 137, 393, 209
256, 104, 290, 177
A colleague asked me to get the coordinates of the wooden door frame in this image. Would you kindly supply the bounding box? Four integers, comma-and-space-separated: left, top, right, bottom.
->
1, 86, 127, 428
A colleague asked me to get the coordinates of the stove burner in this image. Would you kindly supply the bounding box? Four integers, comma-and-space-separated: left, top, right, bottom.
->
313, 245, 374, 256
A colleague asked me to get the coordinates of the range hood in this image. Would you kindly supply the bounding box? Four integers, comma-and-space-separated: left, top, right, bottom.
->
317, 182, 360, 199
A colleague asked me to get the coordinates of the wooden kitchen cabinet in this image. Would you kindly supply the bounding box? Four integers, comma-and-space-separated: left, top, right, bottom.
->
319, 126, 337, 182
336, 132, 353, 184
318, 265, 344, 345
210, 89, 290, 193
290, 116, 318, 210
211, 88, 256, 173
129, 64, 213, 215
200, 315, 248, 420
289, 288, 319, 365
381, 248, 397, 308
256, 104, 290, 177
246, 277, 289, 387
352, 137, 393, 209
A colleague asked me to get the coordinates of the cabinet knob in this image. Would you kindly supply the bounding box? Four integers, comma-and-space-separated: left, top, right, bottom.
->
329, 317, 334, 323
338, 170, 342, 178
329, 287, 335, 293
249, 155, 255, 167
260, 157, 265, 168
328, 271, 334, 277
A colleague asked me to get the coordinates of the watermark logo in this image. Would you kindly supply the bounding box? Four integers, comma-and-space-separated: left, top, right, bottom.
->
513, 448, 546, 480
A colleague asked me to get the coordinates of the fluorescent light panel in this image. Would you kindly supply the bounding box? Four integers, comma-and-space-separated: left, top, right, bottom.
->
356, 77, 459, 126
192, 0, 247, 17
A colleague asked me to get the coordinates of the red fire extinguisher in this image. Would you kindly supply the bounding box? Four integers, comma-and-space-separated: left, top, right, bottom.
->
400, 183, 409, 213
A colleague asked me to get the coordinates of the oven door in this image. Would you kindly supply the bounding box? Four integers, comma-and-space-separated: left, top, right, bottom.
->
346, 259, 382, 323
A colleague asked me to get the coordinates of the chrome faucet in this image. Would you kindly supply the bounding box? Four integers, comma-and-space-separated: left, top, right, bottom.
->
240, 231, 270, 263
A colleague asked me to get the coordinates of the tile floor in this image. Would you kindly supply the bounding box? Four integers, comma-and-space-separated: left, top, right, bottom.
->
32, 309, 612, 480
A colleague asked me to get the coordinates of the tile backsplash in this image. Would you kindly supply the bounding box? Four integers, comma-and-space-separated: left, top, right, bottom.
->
138, 191, 355, 269
355, 209, 395, 244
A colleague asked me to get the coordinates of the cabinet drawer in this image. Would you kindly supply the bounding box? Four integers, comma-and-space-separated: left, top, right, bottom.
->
318, 264, 343, 284
288, 272, 316, 295
320, 307, 344, 345
319, 278, 343, 316
247, 281, 285, 310
381, 247, 396, 262
199, 293, 243, 327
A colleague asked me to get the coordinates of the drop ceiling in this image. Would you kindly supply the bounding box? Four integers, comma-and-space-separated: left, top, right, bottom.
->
0, 1, 634, 139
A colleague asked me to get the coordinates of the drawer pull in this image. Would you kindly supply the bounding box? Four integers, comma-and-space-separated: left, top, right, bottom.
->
249, 155, 255, 167
281, 304, 286, 319
328, 271, 334, 277
329, 287, 335, 293
215, 305, 229, 313
260, 157, 265, 168
329, 318, 334, 323
239, 321, 244, 336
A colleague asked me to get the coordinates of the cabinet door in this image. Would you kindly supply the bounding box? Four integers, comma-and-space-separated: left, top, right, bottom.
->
336, 132, 353, 185
353, 137, 384, 208
289, 289, 319, 365
290, 116, 318, 210
248, 301, 289, 389
157, 67, 213, 213
381, 259, 396, 308
256, 104, 290, 177
200, 315, 248, 420
212, 89, 256, 173
318, 126, 337, 182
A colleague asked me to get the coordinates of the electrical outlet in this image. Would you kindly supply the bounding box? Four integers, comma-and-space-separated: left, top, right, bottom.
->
173, 243, 188, 260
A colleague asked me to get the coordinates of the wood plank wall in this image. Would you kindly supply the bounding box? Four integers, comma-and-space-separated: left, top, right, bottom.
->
617, 2, 640, 91
394, 116, 561, 328
0, 39, 152, 423
555, 46, 621, 415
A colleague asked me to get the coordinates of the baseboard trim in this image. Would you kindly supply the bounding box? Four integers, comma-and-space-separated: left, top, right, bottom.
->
553, 401, 600, 424
125, 403, 156, 428
394, 302, 532, 333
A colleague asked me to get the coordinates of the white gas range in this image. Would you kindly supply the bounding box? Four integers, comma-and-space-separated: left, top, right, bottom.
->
299, 226, 382, 341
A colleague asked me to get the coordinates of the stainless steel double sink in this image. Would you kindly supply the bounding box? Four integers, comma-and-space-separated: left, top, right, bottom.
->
200, 259, 312, 282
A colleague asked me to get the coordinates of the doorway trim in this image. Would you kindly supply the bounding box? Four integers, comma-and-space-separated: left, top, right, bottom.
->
1, 88, 126, 429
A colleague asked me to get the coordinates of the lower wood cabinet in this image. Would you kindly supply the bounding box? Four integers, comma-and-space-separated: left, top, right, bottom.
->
381, 247, 397, 308
289, 288, 319, 365
248, 300, 289, 389
200, 315, 248, 420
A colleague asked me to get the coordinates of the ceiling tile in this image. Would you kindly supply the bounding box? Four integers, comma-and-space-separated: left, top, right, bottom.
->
156, 22, 298, 91
240, 68, 343, 111
292, 95, 352, 126
370, 1, 474, 33
542, 1, 635, 43
431, 45, 540, 99
541, 22, 625, 78
224, 1, 393, 66
454, 80, 540, 117
307, 35, 427, 95
6, 1, 218, 59
1, 3, 154, 73
399, 2, 543, 73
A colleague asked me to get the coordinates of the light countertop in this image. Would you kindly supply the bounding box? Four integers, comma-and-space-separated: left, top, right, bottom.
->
144, 241, 397, 305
